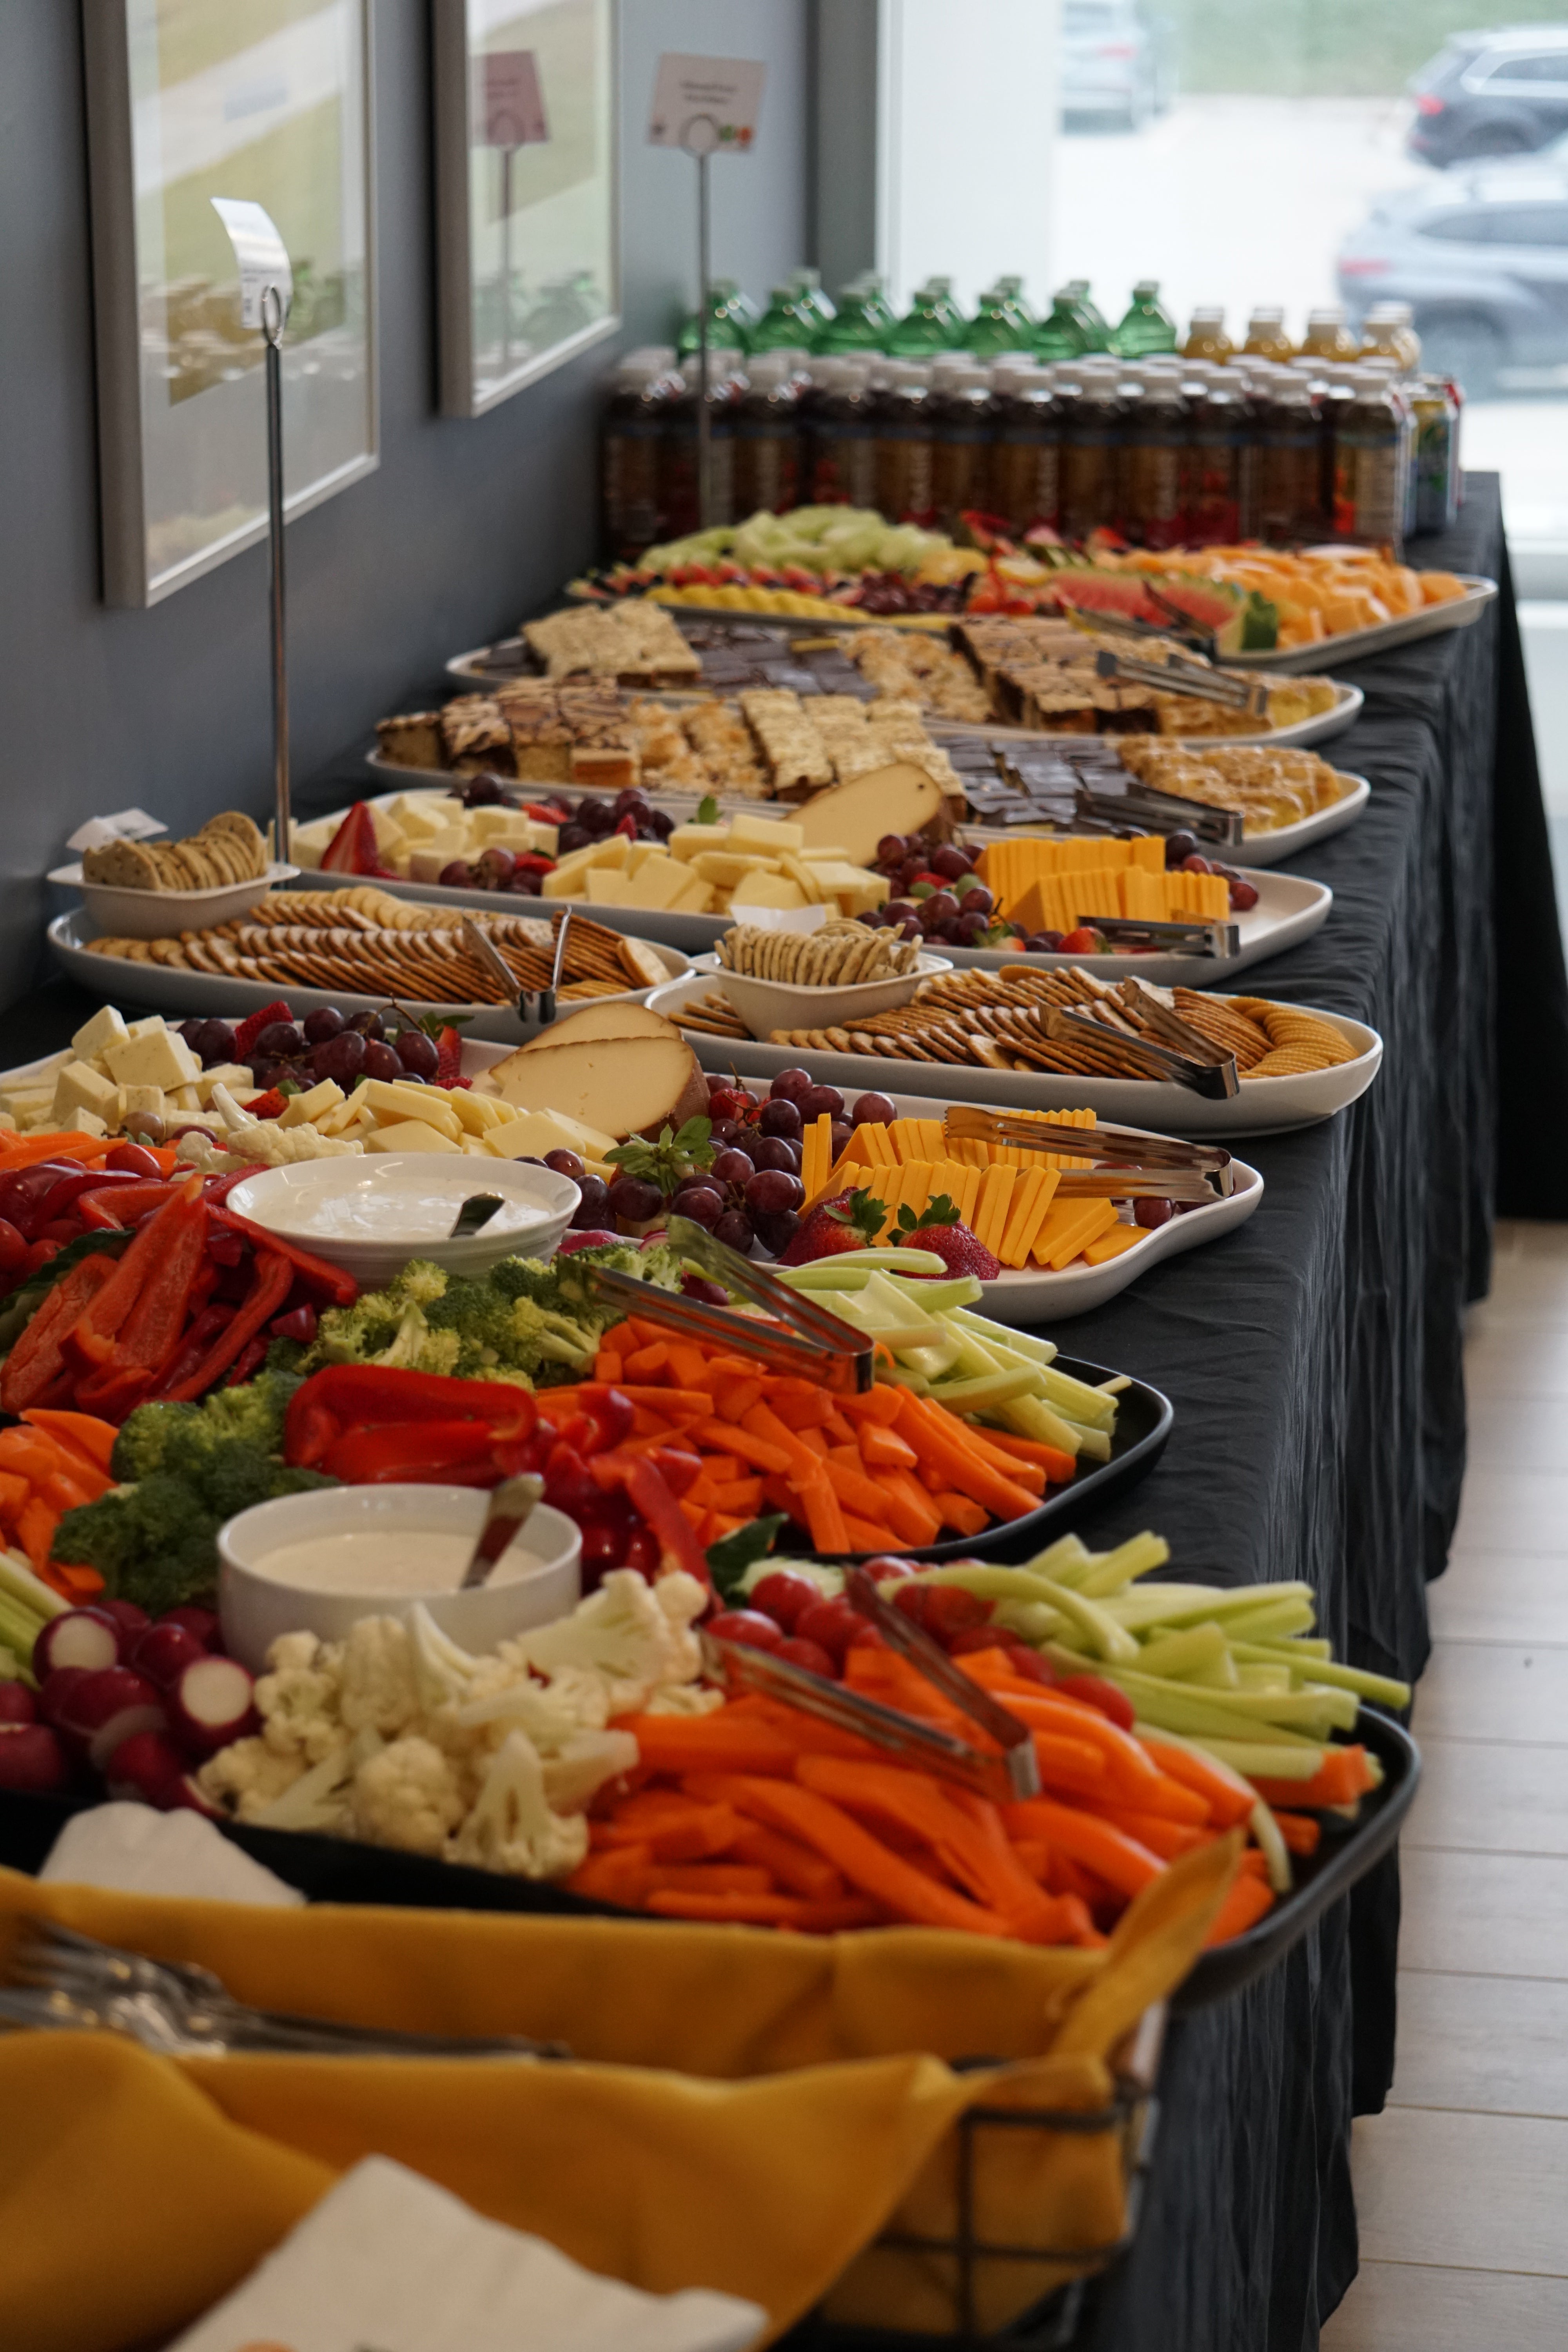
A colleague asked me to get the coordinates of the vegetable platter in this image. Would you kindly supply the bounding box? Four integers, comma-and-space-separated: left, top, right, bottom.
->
45, 908, 691, 1043
646, 973, 1381, 1138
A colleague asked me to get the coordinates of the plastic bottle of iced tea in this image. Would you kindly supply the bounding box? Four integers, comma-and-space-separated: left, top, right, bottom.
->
799, 357, 877, 506
601, 348, 679, 559
1300, 306, 1359, 363
1330, 366, 1405, 550
1253, 361, 1327, 542
988, 361, 1061, 533
929, 364, 996, 528
873, 361, 936, 522
1058, 356, 1127, 539
732, 354, 801, 517
1182, 307, 1234, 364
1243, 307, 1293, 362
1119, 363, 1189, 548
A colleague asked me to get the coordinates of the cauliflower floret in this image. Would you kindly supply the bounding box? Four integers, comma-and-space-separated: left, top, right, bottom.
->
652, 1570, 710, 1681
350, 1736, 466, 1858
541, 1728, 639, 1813
254, 1630, 348, 1764
197, 1737, 309, 1821
642, 1681, 727, 1717
516, 1569, 704, 1717
338, 1614, 423, 1736
450, 1730, 589, 1879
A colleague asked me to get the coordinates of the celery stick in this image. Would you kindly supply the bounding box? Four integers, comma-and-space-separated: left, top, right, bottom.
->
1232, 1642, 1411, 1710
1108, 1582, 1318, 1633
1025, 1533, 1096, 1584
896, 1340, 964, 1381
1137, 1623, 1232, 1682
1220, 1596, 1318, 1641
1024, 1579, 1140, 1663
918, 1564, 1070, 1601
1072, 1662, 1325, 1744
929, 1366, 1042, 1409
778, 1263, 873, 1290
950, 1308, 1058, 1365
0, 1595, 44, 1677
1074, 1532, 1171, 1597
782, 1249, 946, 1282
1235, 1664, 1293, 1695
886, 1275, 985, 1310
864, 1270, 942, 1326
1249, 1800, 1293, 1893
1038, 1367, 1118, 1429
1098, 1374, 1132, 1395
1195, 1738, 1326, 1779
994, 1394, 1084, 1455
878, 1364, 931, 1396
944, 1328, 1013, 1380
994, 1599, 1065, 1643
0, 1552, 65, 1624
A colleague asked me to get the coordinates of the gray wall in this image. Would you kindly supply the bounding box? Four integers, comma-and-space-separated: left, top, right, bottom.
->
0, 0, 810, 1009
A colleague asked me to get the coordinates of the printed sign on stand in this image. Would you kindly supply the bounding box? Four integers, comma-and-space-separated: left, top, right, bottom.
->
481, 51, 548, 148
209, 198, 292, 331
648, 54, 766, 154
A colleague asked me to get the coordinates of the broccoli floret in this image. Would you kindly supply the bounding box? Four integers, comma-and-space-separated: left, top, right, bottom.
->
424, 1277, 525, 1370
190, 1369, 301, 1454
107, 1371, 302, 1486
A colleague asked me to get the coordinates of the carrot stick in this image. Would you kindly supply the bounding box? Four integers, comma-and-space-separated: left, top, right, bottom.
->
838, 1387, 904, 1427
708, 1478, 764, 1515
1000, 1796, 1164, 1902
931, 1490, 990, 1537
894, 1394, 1038, 1521
822, 1405, 857, 1445
0, 1472, 27, 1521
797, 1757, 1067, 1941
643, 1891, 880, 1929
878, 1467, 943, 1545
858, 1424, 918, 1471
616, 1715, 800, 1776
644, 1864, 775, 1896
1270, 1809, 1322, 1857
742, 1401, 827, 1482
948, 1425, 1047, 1495
608, 1803, 746, 1863
1203, 1874, 1275, 1946
693, 1419, 793, 1474
795, 1471, 851, 1554
19, 1410, 117, 1475
711, 1377, 765, 1425
567, 1847, 660, 1906
714, 1775, 1014, 1936
16, 1498, 58, 1575
820, 1454, 900, 1533
730, 1822, 847, 1904
1081, 1802, 1210, 1860
1137, 1738, 1250, 1827
969, 1428, 1078, 1485
37, 1559, 105, 1601
1249, 1746, 1376, 1809
666, 1343, 712, 1392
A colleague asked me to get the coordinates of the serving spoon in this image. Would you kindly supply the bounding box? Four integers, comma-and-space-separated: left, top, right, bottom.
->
449, 1192, 505, 1238
459, 1474, 545, 1590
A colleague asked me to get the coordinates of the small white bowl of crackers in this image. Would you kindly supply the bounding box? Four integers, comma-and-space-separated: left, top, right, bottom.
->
707, 920, 951, 1037
50, 811, 295, 940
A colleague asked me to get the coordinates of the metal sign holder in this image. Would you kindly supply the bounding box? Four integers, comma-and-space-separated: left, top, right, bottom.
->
678, 112, 722, 528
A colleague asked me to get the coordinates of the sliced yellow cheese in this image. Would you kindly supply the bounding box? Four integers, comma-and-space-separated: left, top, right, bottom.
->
365, 1119, 463, 1155
955, 1163, 982, 1229
887, 1119, 924, 1165
918, 1118, 945, 1160
973, 1164, 1016, 1255
1082, 1223, 1146, 1265
1034, 1197, 1121, 1270
896, 1160, 935, 1223
996, 1169, 1048, 1268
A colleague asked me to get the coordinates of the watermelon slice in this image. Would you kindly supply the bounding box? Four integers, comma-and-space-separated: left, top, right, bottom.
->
1151, 577, 1280, 653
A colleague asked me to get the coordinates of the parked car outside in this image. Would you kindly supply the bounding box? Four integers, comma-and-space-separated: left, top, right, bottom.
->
1408, 25, 1568, 166
1060, 0, 1175, 132
1338, 163, 1568, 395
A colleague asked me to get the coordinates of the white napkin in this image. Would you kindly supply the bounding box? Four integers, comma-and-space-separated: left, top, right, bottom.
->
65, 809, 167, 853
168, 2156, 766, 2352
39, 1804, 304, 1907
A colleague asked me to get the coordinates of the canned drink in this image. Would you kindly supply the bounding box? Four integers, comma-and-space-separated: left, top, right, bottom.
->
1412, 379, 1459, 533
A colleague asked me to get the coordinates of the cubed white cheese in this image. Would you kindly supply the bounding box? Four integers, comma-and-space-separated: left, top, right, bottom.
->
364, 1119, 463, 1154
101, 1028, 202, 1091
52, 1060, 121, 1126
70, 1005, 129, 1060
279, 1078, 347, 1127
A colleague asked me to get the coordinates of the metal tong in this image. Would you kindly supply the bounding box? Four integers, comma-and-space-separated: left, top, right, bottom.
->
1032, 1005, 1240, 1099
1072, 777, 1245, 848
579, 1213, 874, 1392
703, 1567, 1040, 1803
1092, 644, 1270, 719
0, 1916, 572, 2062
462, 906, 572, 1027
943, 1105, 1235, 1200
1073, 913, 1240, 960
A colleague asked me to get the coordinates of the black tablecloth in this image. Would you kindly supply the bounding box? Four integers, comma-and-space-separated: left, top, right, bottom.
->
4, 478, 1563, 2352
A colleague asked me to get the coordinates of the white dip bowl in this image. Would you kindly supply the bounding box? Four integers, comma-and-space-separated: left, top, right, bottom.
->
218, 1483, 582, 1670
226, 1155, 581, 1287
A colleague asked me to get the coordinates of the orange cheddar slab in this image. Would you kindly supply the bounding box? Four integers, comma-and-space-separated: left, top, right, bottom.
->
973, 1164, 1016, 1253
887, 1119, 924, 1164
953, 1161, 982, 1228
1007, 1165, 1062, 1265
895, 1160, 935, 1223
860, 1121, 895, 1167
799, 1119, 822, 1202
809, 1112, 834, 1194
930, 1160, 970, 1218
997, 1167, 1047, 1267
918, 1119, 945, 1160
1037, 1198, 1120, 1270
1083, 1223, 1146, 1265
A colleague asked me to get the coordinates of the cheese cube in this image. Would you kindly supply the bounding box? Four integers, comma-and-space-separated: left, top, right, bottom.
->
194, 1063, 256, 1107
288, 817, 339, 870
358, 1079, 463, 1139
392, 797, 454, 840
410, 848, 465, 884
52, 1060, 121, 1127
624, 840, 667, 876
280, 1078, 347, 1127
731, 814, 805, 851
168, 1084, 202, 1111
0, 1114, 14, 1134
316, 1093, 370, 1137
484, 1109, 617, 1162
364, 1119, 463, 1155
625, 859, 692, 911
59, 1107, 109, 1138
691, 851, 772, 887
367, 806, 407, 857
101, 1028, 201, 1091
70, 1005, 129, 1060
579, 867, 635, 904
120, 1085, 166, 1125
730, 874, 806, 912
667, 824, 729, 862
801, 845, 851, 863
125, 1017, 169, 1041
781, 855, 829, 904
470, 809, 541, 848
446, 1088, 506, 1136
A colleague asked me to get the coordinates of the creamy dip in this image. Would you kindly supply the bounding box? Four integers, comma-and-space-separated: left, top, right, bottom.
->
250, 1528, 544, 1595
283, 1188, 552, 1243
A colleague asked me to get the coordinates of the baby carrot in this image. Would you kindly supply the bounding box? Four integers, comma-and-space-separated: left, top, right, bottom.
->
730, 1823, 847, 1904
617, 1715, 799, 1776
20, 1410, 118, 1475
931, 1490, 990, 1537
1001, 1796, 1164, 1902
1203, 1873, 1275, 1946
1270, 1810, 1322, 1857
894, 1395, 1038, 1522
717, 1775, 1014, 1937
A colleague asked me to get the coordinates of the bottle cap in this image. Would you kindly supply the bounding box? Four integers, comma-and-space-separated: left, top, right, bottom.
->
1132, 279, 1162, 298
887, 361, 933, 388
1189, 305, 1225, 325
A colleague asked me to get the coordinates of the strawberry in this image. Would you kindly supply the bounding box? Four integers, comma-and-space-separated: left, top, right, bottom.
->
896, 1194, 1001, 1281
434, 1024, 469, 1088
776, 1187, 888, 1266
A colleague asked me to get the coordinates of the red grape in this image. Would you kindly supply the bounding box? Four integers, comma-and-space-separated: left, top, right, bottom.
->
751, 1207, 800, 1254
758, 1097, 803, 1140
254, 1020, 303, 1059
712, 1209, 755, 1252
543, 1149, 585, 1180
394, 1028, 439, 1079
301, 1006, 343, 1046
770, 1068, 814, 1103
798, 1085, 844, 1121
875, 834, 908, 866
1164, 830, 1198, 867
439, 860, 475, 888
710, 1148, 756, 1187
571, 1176, 609, 1225
607, 1174, 662, 1223
476, 847, 516, 888
1133, 1197, 1174, 1228
361, 1040, 403, 1082
930, 843, 972, 880
853, 1093, 896, 1125
749, 1136, 799, 1174
311, 1030, 367, 1087
1180, 853, 1212, 876
1230, 880, 1259, 912
829, 1118, 853, 1159
745, 1169, 804, 1215
672, 1185, 724, 1229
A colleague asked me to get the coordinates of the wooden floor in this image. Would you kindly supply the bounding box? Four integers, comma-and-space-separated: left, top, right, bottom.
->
1322, 1220, 1568, 2347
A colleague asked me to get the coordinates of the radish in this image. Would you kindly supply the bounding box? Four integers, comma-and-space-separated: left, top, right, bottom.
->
36, 1667, 91, 1743
105, 1729, 205, 1810
130, 1622, 207, 1691
166, 1656, 256, 1756
33, 1608, 121, 1679
0, 1682, 37, 1726
57, 1666, 168, 1770
96, 1599, 151, 1655
158, 1605, 223, 1653
557, 1229, 619, 1256
0, 1724, 68, 1794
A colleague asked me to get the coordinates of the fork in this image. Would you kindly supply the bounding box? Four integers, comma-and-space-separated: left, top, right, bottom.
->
2, 1918, 571, 2061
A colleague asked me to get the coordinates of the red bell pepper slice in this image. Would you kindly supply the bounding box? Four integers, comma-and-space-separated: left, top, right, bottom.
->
283, 1364, 537, 1465
0, 1253, 121, 1413
210, 1209, 359, 1305
589, 1452, 711, 1588
319, 802, 392, 877
58, 1179, 204, 1376
324, 1418, 506, 1484
147, 1303, 236, 1402
73, 1180, 180, 1231
156, 1247, 294, 1404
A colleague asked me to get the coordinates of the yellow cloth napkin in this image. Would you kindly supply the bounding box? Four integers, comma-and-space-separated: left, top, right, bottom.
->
0, 1834, 1235, 2351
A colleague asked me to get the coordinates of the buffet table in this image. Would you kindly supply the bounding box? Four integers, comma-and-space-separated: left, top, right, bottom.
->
5, 478, 1564, 2352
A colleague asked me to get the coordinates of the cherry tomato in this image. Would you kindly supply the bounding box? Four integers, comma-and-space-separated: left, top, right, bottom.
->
862, 1555, 918, 1588
775, 1635, 838, 1678
106, 1142, 162, 1179
794, 1598, 866, 1665
944, 1626, 1017, 1658
706, 1609, 785, 1652
1054, 1673, 1136, 1731
1000, 1642, 1058, 1686
891, 1583, 994, 1643
623, 1525, 660, 1580
749, 1570, 825, 1630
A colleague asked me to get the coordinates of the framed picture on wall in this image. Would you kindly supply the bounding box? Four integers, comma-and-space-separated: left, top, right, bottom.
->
82, 0, 377, 608
433, 0, 619, 418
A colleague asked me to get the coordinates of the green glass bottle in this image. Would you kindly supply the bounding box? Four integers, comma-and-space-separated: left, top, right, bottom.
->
1033, 285, 1092, 361
816, 271, 897, 351
1062, 280, 1110, 352
968, 281, 1035, 356
721, 278, 760, 335
994, 274, 1035, 331
676, 282, 750, 358
889, 279, 966, 356
1110, 279, 1178, 358
750, 282, 821, 351
786, 267, 836, 336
